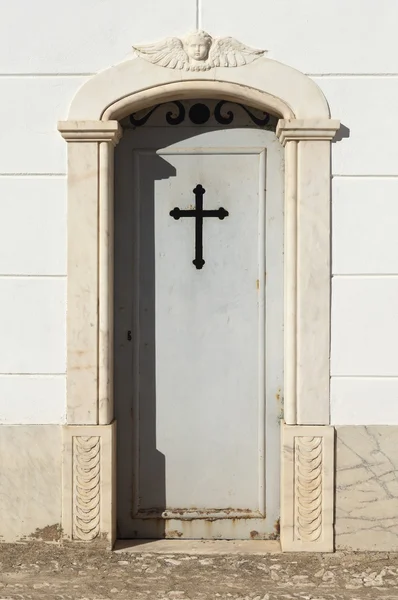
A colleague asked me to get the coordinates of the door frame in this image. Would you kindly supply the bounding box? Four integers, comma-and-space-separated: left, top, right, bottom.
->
58, 33, 340, 551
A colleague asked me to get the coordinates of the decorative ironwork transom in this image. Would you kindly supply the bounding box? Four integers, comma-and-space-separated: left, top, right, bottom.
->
126, 99, 278, 131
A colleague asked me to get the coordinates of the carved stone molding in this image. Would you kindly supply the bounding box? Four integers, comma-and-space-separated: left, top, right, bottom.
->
73, 436, 100, 540
62, 423, 116, 546
281, 424, 334, 552
295, 436, 322, 542
133, 30, 265, 71
58, 121, 122, 144
277, 119, 340, 144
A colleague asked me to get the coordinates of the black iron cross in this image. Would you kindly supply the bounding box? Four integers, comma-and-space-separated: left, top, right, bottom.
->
170, 184, 229, 269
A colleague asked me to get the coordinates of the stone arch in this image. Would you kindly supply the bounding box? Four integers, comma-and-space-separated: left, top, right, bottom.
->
67, 54, 329, 121
58, 38, 339, 552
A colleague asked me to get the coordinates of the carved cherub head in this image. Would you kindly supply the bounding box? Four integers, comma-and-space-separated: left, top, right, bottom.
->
183, 30, 213, 62
133, 30, 265, 71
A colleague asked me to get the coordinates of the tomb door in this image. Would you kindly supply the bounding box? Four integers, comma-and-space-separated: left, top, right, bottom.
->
114, 100, 284, 539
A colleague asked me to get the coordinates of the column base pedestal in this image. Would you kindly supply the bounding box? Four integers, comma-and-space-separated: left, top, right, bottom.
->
62, 422, 116, 547
281, 423, 334, 552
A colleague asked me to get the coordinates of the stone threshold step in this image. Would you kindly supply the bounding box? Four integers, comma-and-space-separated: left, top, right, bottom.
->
114, 539, 281, 555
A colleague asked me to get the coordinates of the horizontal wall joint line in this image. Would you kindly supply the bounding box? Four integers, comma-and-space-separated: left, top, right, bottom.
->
331, 375, 398, 380
332, 274, 398, 278
0, 275, 66, 279
0, 73, 94, 78
0, 173, 66, 178
332, 175, 398, 179
0, 373, 66, 377
309, 73, 398, 78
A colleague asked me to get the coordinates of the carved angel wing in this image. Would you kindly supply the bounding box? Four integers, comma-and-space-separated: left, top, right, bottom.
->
208, 37, 265, 68
133, 37, 188, 70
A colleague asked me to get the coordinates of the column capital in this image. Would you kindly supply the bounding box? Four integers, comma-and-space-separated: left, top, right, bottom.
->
276, 119, 340, 146
58, 120, 122, 145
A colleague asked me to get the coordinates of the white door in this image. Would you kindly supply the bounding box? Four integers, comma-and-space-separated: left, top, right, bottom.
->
114, 100, 284, 539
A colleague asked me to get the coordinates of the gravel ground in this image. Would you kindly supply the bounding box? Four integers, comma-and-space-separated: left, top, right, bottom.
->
0, 543, 398, 599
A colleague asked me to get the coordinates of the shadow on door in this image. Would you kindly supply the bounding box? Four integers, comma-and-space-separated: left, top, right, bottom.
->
114, 143, 176, 539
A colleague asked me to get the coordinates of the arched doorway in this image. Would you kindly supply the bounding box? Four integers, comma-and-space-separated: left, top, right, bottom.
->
58, 31, 339, 551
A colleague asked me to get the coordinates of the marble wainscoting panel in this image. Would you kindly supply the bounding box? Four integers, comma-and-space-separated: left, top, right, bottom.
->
335, 425, 398, 550
0, 425, 62, 542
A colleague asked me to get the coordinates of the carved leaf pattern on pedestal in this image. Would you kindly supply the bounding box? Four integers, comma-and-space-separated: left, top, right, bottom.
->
73, 436, 100, 541
295, 436, 322, 542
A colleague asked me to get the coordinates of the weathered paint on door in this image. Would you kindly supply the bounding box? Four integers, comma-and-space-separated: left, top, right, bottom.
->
114, 101, 284, 539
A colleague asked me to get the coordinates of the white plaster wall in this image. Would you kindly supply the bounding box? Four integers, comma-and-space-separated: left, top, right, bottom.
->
0, 1, 196, 424
325, 81, 398, 425
1, 0, 396, 75
0, 0, 397, 424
